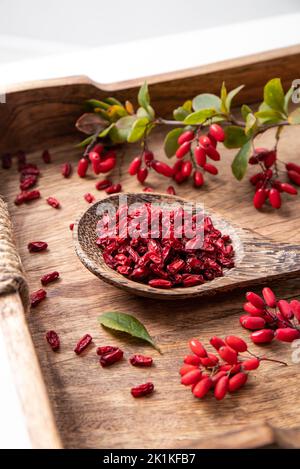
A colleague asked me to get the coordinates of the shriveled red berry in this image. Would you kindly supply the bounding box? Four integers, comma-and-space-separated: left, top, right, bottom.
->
84, 193, 95, 203
253, 188, 267, 209
42, 150, 51, 164
192, 377, 212, 398
225, 336, 247, 353
30, 289, 47, 307
228, 372, 248, 392
148, 279, 172, 289
214, 375, 229, 400
166, 185, 176, 195
129, 157, 142, 175
210, 336, 225, 350
46, 196, 60, 209
209, 124, 225, 142
61, 162, 72, 178
77, 158, 89, 177
46, 330, 60, 351
176, 141, 191, 159
246, 292, 265, 309
74, 334, 93, 354
269, 188, 281, 209
275, 328, 300, 342
100, 347, 123, 366
179, 364, 198, 376
250, 329, 274, 344
105, 183, 122, 194
69, 223, 74, 231
189, 338, 207, 357
129, 354, 153, 367
181, 369, 202, 386
28, 241, 48, 252
96, 179, 112, 190
178, 130, 194, 145
242, 357, 260, 370
41, 271, 59, 285
218, 346, 238, 364
262, 287, 276, 308
20, 175, 37, 191
131, 382, 154, 398
96, 346, 118, 356
241, 316, 266, 330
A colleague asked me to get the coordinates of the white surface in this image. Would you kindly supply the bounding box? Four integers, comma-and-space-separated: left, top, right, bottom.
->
1, 12, 300, 89
0, 5, 300, 449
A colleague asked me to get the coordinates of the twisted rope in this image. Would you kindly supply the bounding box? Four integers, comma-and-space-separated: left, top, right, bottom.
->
0, 197, 29, 309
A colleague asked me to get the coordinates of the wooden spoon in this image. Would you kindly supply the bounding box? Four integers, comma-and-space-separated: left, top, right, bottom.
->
73, 192, 300, 300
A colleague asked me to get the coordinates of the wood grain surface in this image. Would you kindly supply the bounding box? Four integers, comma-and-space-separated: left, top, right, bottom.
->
1, 121, 300, 448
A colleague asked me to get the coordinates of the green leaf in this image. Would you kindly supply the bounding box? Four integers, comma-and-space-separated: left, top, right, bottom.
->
75, 135, 94, 148
164, 128, 184, 158
173, 106, 190, 121
85, 99, 110, 110
245, 113, 257, 136
284, 86, 294, 114
220, 82, 228, 113
192, 93, 221, 112
263, 78, 285, 114
127, 117, 149, 142
98, 312, 161, 352
231, 140, 251, 181
182, 100, 193, 112
184, 108, 216, 125
254, 109, 284, 124
103, 97, 123, 106
224, 126, 248, 149
110, 116, 137, 143
138, 81, 150, 109
98, 123, 115, 138
241, 104, 252, 121
226, 85, 245, 112
288, 108, 300, 124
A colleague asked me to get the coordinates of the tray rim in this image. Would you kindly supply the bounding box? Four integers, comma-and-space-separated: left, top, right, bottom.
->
2, 44, 300, 448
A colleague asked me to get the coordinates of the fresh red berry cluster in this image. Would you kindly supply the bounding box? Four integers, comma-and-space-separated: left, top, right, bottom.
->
180, 335, 284, 400
128, 150, 154, 183
240, 288, 300, 344
174, 124, 225, 187
78, 144, 116, 178
97, 203, 234, 288
249, 148, 299, 210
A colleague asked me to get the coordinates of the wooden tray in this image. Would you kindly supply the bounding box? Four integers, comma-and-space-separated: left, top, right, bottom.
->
1, 45, 300, 449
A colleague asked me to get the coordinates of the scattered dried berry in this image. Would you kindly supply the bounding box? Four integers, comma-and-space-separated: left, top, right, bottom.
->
46, 196, 60, 209
46, 330, 60, 351
74, 334, 93, 354
30, 289, 47, 307
131, 382, 154, 398
28, 241, 48, 252
41, 271, 59, 285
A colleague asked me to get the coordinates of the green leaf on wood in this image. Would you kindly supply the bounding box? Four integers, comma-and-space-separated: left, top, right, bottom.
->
263, 78, 285, 114
231, 140, 251, 181
184, 108, 216, 125
127, 117, 150, 142
98, 312, 161, 352
192, 93, 221, 112
164, 128, 184, 158
223, 126, 248, 149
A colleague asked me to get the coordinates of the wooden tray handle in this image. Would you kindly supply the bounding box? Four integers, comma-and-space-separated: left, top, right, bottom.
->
0, 197, 62, 448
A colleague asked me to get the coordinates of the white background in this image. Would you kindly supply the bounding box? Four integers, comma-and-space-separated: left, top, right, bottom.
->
1, 0, 300, 449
